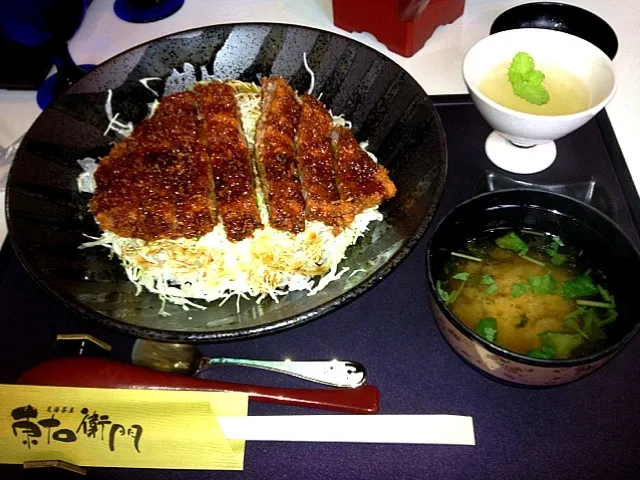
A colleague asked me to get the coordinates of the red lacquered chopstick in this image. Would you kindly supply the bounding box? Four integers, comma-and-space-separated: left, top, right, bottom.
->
17, 356, 379, 414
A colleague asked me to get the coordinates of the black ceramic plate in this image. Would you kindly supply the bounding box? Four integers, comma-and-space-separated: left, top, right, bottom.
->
6, 23, 447, 342
490, 2, 618, 60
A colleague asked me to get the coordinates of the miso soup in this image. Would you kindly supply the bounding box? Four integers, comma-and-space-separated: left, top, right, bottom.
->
436, 230, 617, 360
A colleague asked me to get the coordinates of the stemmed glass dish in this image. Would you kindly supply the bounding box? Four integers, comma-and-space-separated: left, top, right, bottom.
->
463, 29, 616, 174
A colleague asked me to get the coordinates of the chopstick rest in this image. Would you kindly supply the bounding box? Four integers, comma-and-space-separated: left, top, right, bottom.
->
218, 415, 475, 445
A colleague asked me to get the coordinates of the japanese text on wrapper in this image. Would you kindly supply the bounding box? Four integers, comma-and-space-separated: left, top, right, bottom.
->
10, 404, 143, 452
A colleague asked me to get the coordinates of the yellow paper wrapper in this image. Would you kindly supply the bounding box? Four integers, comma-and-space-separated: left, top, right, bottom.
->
0, 384, 248, 470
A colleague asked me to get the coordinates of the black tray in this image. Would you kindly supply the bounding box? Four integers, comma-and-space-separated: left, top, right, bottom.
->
2, 95, 639, 479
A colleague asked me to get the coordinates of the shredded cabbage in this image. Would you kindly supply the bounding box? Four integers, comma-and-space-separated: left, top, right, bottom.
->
302, 51, 315, 95
81, 209, 380, 309
76, 158, 98, 193
103, 89, 134, 137
139, 77, 162, 97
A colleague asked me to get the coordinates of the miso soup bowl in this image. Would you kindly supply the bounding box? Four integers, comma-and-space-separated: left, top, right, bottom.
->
426, 189, 640, 387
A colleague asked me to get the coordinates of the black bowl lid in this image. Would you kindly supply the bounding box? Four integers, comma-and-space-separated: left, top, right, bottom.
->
490, 2, 618, 60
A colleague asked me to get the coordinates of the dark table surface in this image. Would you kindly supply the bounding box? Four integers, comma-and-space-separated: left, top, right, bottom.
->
2, 96, 639, 479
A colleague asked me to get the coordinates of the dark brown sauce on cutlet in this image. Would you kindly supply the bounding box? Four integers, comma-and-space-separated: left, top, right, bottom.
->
332, 126, 396, 212
131, 91, 201, 153
90, 79, 397, 243
297, 95, 340, 203
295, 94, 357, 228
90, 92, 215, 241
194, 82, 263, 242
255, 77, 306, 233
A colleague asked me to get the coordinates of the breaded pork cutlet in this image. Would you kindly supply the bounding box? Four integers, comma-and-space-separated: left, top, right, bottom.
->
331, 126, 397, 212
90, 91, 216, 241
129, 90, 201, 154
295, 94, 356, 228
255, 77, 306, 234
91, 78, 398, 245
194, 82, 263, 242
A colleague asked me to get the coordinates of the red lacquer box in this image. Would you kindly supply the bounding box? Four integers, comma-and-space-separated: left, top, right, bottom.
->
332, 0, 465, 57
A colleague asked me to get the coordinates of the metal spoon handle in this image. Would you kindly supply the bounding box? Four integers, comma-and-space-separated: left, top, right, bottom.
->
199, 358, 366, 388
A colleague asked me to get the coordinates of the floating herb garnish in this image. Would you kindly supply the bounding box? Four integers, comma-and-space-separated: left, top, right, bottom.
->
526, 343, 555, 359
453, 272, 471, 281
475, 317, 498, 342
575, 299, 614, 308
495, 231, 529, 255
481, 274, 499, 294
597, 285, 614, 306
451, 252, 483, 262
538, 331, 585, 359
560, 275, 598, 298
436, 280, 451, 304
437, 272, 471, 305
564, 307, 590, 339
528, 273, 556, 294
496, 231, 546, 266
521, 255, 546, 267
511, 283, 533, 298
546, 237, 569, 266
521, 229, 546, 237
550, 253, 569, 267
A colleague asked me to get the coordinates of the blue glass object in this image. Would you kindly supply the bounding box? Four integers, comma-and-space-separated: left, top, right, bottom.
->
0, 1, 92, 106
0, 1, 90, 47
37, 63, 96, 110
114, 0, 185, 23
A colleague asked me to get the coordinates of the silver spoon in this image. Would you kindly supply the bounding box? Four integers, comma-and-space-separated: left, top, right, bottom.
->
131, 339, 366, 388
